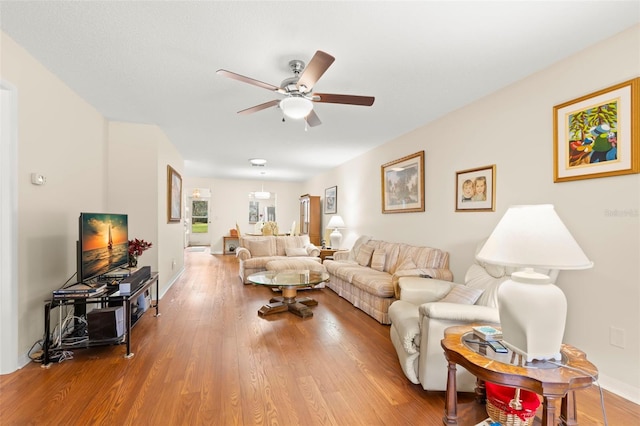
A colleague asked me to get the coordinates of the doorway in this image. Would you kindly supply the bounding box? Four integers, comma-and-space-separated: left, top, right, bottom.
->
189, 198, 211, 246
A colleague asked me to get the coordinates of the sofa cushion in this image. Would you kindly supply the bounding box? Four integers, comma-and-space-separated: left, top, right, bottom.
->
351, 270, 395, 298
285, 247, 308, 257
324, 261, 363, 283
464, 263, 506, 308
396, 244, 450, 274
395, 258, 417, 272
244, 238, 274, 257
356, 244, 375, 266
439, 284, 484, 305
275, 235, 311, 256
371, 249, 386, 271
371, 241, 401, 272
266, 258, 324, 272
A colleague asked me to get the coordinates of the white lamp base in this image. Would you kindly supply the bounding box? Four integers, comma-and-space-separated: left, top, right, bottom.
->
330, 229, 342, 249
498, 270, 567, 362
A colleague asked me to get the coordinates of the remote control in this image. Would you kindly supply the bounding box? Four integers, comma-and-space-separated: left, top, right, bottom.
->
488, 340, 508, 353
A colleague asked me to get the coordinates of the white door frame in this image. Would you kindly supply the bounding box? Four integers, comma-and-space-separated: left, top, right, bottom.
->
188, 196, 211, 246
1, 81, 19, 374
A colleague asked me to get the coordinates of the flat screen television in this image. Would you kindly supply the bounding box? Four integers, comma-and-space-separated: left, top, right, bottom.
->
77, 213, 129, 283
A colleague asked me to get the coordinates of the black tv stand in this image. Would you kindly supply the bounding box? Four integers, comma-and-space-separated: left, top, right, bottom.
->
42, 272, 159, 367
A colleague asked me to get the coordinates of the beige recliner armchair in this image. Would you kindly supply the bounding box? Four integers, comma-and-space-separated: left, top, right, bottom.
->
388, 241, 558, 392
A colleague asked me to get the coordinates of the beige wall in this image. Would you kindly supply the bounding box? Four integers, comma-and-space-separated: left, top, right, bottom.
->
304, 25, 640, 401
2, 32, 107, 361
1, 32, 184, 366
108, 121, 185, 297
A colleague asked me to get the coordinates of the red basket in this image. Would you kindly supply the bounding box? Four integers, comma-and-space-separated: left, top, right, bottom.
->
485, 382, 540, 426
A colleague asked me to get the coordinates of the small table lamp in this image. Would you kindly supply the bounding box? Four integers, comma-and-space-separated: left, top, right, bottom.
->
476, 204, 593, 361
326, 215, 346, 249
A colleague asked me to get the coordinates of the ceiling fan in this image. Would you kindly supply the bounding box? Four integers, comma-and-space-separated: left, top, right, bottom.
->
216, 50, 375, 127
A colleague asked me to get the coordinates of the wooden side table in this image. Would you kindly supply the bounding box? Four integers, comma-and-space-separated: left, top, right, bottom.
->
223, 236, 239, 255
441, 325, 598, 426
319, 248, 337, 262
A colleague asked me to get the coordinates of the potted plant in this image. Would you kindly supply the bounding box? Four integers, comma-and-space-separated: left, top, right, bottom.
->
128, 238, 152, 268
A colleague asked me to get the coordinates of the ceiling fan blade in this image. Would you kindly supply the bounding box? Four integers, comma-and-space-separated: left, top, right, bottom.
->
313, 93, 375, 106
238, 100, 280, 115
217, 69, 281, 92
305, 110, 322, 127
296, 51, 335, 92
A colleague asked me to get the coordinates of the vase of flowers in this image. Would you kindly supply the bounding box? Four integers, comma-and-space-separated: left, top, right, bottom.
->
128, 238, 152, 268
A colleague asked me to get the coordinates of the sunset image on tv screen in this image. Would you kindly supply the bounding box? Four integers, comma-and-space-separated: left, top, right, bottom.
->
80, 213, 128, 280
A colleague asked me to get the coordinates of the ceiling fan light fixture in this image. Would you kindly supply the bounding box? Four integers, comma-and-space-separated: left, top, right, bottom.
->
249, 158, 267, 166
280, 97, 313, 120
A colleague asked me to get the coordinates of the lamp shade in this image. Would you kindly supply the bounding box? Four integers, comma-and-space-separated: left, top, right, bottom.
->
476, 204, 593, 270
326, 215, 345, 229
280, 97, 313, 119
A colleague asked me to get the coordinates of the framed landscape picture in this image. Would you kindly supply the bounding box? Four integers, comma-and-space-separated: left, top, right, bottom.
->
455, 165, 496, 212
324, 186, 337, 214
167, 165, 182, 222
553, 77, 639, 182
381, 151, 425, 213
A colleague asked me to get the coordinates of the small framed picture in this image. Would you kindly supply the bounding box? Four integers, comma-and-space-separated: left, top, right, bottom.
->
455, 165, 496, 212
167, 165, 182, 222
324, 186, 337, 214
553, 77, 639, 182
381, 151, 425, 213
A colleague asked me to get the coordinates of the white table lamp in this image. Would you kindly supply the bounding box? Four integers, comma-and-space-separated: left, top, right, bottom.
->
476, 204, 593, 362
326, 215, 346, 249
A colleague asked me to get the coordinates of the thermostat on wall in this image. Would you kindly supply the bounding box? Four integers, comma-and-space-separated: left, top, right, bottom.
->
30, 173, 46, 185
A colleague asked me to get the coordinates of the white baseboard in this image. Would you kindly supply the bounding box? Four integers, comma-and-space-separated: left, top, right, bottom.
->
598, 373, 640, 405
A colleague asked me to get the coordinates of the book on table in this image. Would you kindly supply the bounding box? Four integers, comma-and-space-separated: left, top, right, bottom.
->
472, 325, 502, 341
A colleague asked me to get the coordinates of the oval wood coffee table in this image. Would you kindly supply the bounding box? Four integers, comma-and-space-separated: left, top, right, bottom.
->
248, 270, 329, 318
441, 325, 598, 426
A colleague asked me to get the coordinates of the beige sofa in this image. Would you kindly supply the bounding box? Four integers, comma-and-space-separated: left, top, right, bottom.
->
235, 235, 321, 284
323, 236, 453, 324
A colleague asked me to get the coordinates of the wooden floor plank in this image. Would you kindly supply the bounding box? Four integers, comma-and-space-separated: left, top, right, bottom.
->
0, 250, 637, 425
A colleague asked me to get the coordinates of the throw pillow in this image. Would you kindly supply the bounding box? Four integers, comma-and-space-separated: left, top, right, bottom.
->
439, 285, 484, 305
285, 247, 308, 257
371, 249, 386, 271
246, 239, 272, 257
356, 244, 375, 266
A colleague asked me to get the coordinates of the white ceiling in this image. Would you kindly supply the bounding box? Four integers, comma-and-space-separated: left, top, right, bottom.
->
2, 1, 639, 181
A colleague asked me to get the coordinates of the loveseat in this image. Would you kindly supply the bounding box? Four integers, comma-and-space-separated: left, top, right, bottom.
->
323, 236, 453, 324
236, 235, 321, 284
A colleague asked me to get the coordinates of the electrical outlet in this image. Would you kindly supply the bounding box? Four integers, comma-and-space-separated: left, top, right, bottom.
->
610, 326, 626, 348
171, 259, 176, 270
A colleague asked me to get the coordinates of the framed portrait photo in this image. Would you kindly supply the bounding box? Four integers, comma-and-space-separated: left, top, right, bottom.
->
381, 151, 425, 213
324, 186, 337, 214
553, 77, 639, 182
455, 165, 496, 212
167, 165, 182, 222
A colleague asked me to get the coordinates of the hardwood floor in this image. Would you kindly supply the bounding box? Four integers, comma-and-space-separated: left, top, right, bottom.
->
1, 250, 638, 425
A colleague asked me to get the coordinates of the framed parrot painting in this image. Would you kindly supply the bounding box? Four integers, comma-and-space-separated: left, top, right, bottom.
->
553, 77, 639, 182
